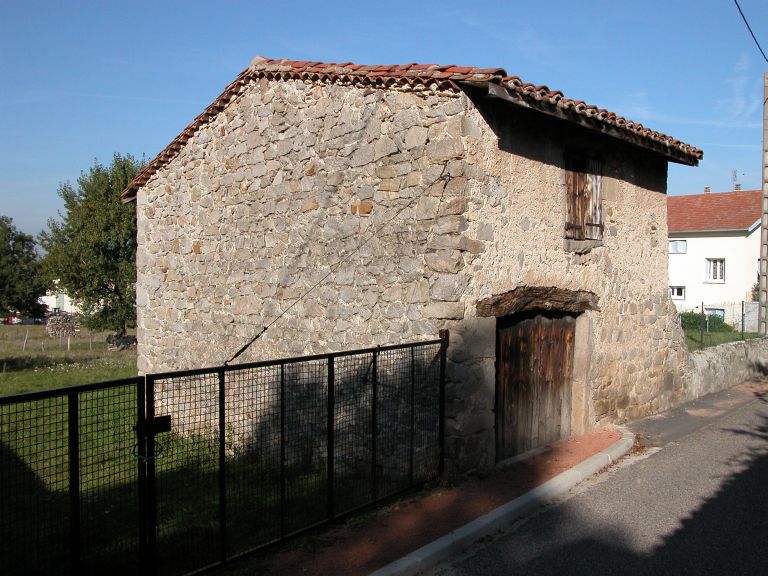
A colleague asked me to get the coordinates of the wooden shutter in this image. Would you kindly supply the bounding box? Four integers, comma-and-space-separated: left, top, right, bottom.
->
565, 155, 603, 241
584, 158, 603, 241
565, 158, 586, 240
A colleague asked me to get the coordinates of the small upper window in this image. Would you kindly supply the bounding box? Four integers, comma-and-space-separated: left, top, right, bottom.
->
669, 286, 685, 300
565, 154, 603, 242
706, 258, 725, 283
669, 240, 687, 254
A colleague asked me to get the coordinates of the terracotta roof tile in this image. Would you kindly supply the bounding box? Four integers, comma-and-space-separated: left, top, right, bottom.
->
122, 57, 703, 201
667, 190, 761, 233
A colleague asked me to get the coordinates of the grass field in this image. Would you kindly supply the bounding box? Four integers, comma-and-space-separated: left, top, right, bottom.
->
0, 370, 332, 575
683, 328, 759, 351
0, 324, 138, 396
0, 328, 404, 575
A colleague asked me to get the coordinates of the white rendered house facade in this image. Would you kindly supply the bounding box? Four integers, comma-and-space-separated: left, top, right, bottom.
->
667, 189, 760, 327
38, 281, 81, 315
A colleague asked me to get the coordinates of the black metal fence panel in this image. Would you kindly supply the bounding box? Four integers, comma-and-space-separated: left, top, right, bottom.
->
0, 335, 447, 576
78, 383, 141, 573
149, 371, 221, 576
0, 378, 142, 575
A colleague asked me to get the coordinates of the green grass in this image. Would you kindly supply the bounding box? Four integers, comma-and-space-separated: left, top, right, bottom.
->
0, 371, 362, 576
0, 383, 340, 576
0, 324, 138, 396
684, 328, 759, 351
0, 326, 434, 574
0, 324, 292, 574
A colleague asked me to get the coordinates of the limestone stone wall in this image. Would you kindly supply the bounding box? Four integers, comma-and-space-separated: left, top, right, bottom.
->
136, 76, 692, 475
412, 95, 694, 473
687, 337, 768, 399
137, 78, 473, 373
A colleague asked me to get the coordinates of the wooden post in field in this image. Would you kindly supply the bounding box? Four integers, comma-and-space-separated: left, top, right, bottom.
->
89, 331, 92, 351
67, 336, 71, 352
22, 329, 28, 352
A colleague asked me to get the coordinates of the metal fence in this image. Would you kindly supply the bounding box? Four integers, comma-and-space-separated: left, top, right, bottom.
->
678, 301, 759, 350
0, 333, 447, 575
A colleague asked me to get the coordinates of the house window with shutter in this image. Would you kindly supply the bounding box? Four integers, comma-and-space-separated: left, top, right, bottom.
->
565, 154, 603, 242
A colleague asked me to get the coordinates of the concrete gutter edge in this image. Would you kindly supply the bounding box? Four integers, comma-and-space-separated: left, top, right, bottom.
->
369, 426, 635, 576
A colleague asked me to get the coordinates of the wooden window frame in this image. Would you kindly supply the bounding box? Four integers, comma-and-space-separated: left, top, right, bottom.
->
565, 154, 604, 243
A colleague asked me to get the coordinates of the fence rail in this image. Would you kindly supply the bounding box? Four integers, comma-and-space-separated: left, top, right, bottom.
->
0, 333, 448, 575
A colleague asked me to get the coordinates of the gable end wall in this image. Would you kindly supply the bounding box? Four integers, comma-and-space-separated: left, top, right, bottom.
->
136, 78, 693, 474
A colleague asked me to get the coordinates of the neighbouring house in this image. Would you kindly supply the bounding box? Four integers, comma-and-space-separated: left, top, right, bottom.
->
38, 281, 81, 315
667, 188, 761, 330
122, 57, 703, 473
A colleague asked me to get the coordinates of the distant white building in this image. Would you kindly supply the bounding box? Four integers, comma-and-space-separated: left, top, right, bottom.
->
667, 188, 760, 329
38, 282, 81, 315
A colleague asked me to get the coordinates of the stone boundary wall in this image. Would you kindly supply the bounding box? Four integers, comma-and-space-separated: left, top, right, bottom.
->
686, 337, 768, 400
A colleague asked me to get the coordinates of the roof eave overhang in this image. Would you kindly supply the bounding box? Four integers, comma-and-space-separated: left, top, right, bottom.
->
120, 66, 702, 203
669, 228, 752, 235
472, 81, 700, 167
122, 188, 137, 203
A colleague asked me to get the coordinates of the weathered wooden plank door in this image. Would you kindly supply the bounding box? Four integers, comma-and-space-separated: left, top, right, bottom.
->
496, 313, 575, 460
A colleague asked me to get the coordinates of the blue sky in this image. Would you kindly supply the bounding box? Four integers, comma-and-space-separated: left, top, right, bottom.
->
1, 0, 767, 236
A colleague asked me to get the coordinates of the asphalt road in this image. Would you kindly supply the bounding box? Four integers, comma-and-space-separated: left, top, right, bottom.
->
433, 386, 768, 575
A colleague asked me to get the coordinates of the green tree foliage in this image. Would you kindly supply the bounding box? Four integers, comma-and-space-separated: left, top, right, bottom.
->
0, 216, 46, 317
40, 154, 144, 332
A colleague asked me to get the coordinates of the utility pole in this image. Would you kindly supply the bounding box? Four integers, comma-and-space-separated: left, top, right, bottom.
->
759, 73, 768, 335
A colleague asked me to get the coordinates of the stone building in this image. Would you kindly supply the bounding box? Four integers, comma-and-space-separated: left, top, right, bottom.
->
122, 57, 702, 473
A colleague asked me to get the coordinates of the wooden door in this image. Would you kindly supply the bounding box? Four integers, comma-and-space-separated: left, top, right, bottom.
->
496, 313, 575, 460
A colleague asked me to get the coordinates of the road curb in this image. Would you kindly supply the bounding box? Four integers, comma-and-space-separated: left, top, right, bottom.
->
369, 426, 635, 576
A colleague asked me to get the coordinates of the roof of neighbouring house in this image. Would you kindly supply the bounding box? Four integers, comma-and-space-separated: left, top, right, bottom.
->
667, 190, 762, 233
121, 57, 704, 202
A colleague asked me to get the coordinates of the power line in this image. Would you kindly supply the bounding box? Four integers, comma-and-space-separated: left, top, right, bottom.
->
733, 0, 768, 64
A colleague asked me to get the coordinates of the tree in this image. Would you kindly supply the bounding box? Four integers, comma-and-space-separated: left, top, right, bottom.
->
0, 216, 46, 317
40, 154, 144, 332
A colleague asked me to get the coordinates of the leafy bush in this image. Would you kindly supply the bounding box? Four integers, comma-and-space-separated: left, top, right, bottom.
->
679, 311, 734, 332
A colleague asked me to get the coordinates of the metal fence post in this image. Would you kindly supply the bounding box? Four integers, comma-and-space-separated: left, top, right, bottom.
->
438, 329, 449, 476
67, 392, 81, 573
145, 377, 158, 575
218, 369, 227, 563
137, 377, 149, 574
280, 363, 286, 539
700, 302, 705, 349
371, 349, 378, 501
409, 346, 415, 487
742, 301, 745, 340
327, 357, 335, 520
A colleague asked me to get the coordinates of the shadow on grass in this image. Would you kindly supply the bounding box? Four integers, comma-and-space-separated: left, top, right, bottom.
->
1, 344, 444, 575
0, 428, 429, 576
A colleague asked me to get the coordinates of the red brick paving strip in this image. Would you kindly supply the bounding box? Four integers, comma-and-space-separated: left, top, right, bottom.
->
234, 428, 620, 576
